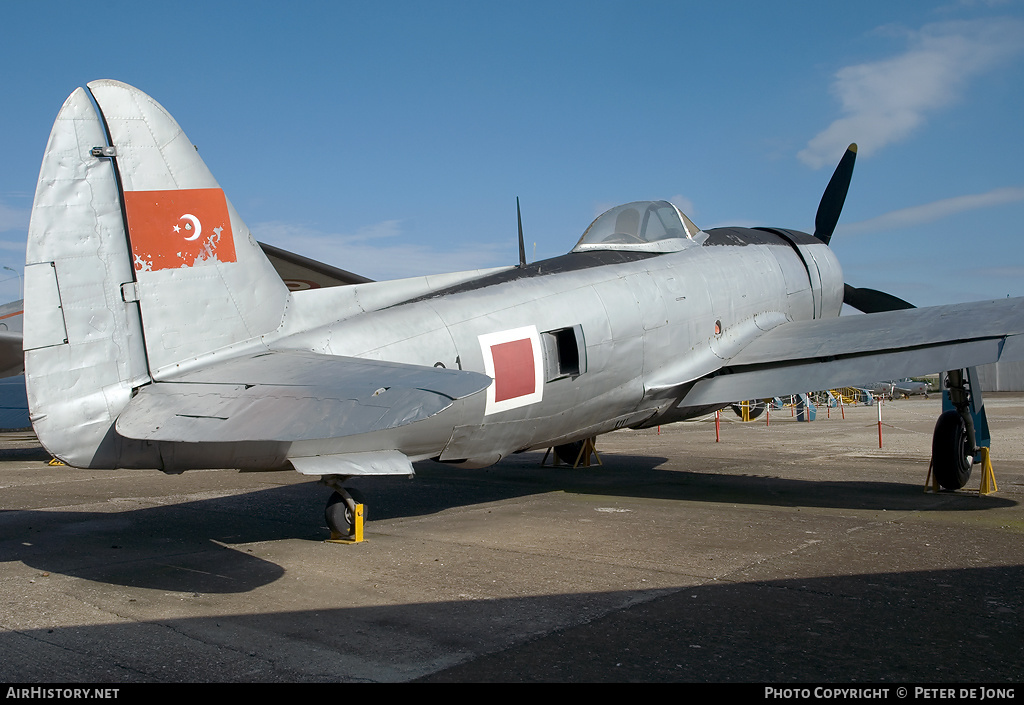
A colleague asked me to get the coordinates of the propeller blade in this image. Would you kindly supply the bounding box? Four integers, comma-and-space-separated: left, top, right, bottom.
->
843, 284, 915, 313
814, 143, 857, 245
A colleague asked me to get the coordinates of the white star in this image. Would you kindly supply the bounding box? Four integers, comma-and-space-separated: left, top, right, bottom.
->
173, 224, 180, 233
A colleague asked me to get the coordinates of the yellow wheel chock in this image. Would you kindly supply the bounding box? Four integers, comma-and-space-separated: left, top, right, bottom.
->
925, 447, 997, 495
326, 503, 364, 544
977, 447, 998, 495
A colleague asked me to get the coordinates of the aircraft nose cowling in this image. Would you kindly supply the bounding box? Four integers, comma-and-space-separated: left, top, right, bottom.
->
759, 228, 845, 320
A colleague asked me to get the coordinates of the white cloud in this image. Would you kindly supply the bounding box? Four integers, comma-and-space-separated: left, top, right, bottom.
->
799, 18, 1024, 168
254, 219, 404, 244
973, 265, 1024, 278
837, 185, 1024, 234
669, 194, 696, 216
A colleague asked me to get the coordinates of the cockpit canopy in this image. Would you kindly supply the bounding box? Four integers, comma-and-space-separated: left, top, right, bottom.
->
572, 200, 702, 253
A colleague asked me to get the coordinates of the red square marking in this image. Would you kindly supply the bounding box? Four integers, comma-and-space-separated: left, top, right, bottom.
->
490, 339, 535, 402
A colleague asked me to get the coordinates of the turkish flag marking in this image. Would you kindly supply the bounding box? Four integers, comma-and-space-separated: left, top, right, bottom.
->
490, 338, 537, 402
123, 188, 237, 272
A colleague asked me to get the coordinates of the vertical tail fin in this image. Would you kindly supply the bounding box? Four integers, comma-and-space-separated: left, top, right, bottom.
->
87, 80, 289, 376
24, 81, 288, 466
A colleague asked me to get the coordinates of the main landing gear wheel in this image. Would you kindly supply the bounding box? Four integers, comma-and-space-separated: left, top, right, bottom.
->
325, 488, 366, 538
730, 402, 765, 420
931, 410, 973, 490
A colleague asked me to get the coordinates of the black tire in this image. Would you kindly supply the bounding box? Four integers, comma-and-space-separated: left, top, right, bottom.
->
325, 489, 366, 537
931, 410, 973, 490
730, 402, 765, 420
554, 441, 585, 465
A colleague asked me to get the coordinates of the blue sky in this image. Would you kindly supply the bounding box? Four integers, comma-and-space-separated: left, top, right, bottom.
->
1, 0, 1022, 307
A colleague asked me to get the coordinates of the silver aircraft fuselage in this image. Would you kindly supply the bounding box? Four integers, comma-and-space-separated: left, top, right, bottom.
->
42, 80, 1024, 489
108, 226, 841, 471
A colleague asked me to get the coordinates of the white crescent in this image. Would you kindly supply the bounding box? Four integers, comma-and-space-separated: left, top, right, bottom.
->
179, 214, 202, 241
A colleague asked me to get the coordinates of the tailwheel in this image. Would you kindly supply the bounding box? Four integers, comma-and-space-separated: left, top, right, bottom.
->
325, 488, 366, 540
931, 410, 973, 490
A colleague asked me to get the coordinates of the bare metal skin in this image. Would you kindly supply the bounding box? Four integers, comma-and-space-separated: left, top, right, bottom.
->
21, 81, 1024, 516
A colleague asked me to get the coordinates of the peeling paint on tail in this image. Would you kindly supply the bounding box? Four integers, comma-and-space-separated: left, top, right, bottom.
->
123, 188, 237, 271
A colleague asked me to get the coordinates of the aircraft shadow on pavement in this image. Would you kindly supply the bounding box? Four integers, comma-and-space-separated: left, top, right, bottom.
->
0, 564, 1020, 682
0, 445, 53, 462
0, 451, 1011, 594
418, 563, 1024, 683
396, 451, 1015, 515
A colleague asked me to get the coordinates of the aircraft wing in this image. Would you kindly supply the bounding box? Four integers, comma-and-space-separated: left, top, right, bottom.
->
0, 331, 23, 379
258, 241, 374, 290
676, 297, 1024, 407
115, 350, 490, 443
0, 299, 24, 379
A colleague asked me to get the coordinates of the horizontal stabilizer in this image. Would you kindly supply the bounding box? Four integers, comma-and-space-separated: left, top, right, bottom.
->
115, 351, 490, 443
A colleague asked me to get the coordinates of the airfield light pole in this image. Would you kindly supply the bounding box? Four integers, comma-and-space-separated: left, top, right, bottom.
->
2, 266, 21, 298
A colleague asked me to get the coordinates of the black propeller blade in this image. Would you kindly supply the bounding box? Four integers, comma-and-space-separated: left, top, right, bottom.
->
843, 284, 915, 313
812, 144, 913, 315
814, 143, 857, 245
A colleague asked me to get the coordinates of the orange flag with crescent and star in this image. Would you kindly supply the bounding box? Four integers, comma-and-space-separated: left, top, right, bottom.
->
123, 188, 237, 272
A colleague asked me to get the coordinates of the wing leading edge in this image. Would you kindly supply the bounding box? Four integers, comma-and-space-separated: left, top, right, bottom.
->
676, 297, 1024, 408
